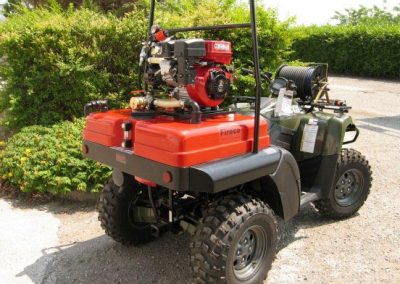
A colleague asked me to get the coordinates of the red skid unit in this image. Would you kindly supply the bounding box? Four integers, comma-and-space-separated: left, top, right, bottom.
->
83, 111, 270, 168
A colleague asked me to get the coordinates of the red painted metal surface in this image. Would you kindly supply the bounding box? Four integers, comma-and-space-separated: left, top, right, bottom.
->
203, 40, 232, 64
186, 67, 231, 107
84, 111, 270, 168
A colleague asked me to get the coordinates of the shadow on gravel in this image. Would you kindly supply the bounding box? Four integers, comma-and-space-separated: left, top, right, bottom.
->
15, 204, 347, 284
17, 233, 193, 284
0, 189, 97, 215
276, 204, 353, 251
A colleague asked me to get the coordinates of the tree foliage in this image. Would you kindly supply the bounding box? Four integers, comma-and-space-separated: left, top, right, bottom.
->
333, 4, 400, 26
0, 1, 292, 129
155, 0, 293, 97
3, 0, 140, 16
0, 7, 147, 128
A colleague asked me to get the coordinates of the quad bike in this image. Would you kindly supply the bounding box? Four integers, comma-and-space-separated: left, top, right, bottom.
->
82, 1, 372, 283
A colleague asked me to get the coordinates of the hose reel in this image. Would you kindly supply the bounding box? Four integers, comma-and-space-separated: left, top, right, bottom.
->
276, 65, 328, 102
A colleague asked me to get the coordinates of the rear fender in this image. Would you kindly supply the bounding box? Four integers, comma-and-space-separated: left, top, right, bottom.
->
245, 149, 301, 221
190, 147, 301, 221
269, 149, 301, 220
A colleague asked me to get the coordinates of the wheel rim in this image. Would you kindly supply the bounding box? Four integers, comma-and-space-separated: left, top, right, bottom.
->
233, 225, 268, 281
334, 169, 364, 207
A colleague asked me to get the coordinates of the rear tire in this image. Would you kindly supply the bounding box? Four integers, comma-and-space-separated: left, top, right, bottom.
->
190, 194, 278, 284
314, 149, 372, 219
97, 177, 155, 245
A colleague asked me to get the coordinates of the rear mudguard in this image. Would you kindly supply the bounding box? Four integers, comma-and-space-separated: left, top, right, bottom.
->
190, 147, 301, 220
83, 141, 301, 220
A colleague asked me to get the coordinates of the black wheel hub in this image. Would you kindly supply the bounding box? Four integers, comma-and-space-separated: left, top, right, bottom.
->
335, 169, 364, 207
233, 226, 267, 280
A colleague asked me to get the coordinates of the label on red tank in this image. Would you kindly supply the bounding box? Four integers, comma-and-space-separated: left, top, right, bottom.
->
219, 126, 242, 143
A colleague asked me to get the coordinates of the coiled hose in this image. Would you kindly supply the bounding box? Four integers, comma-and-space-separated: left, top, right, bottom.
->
276, 65, 326, 101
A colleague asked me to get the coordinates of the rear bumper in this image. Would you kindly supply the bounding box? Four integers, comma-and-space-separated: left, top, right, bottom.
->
83, 140, 282, 193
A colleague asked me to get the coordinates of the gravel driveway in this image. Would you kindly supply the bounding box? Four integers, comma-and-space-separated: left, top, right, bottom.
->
0, 76, 399, 284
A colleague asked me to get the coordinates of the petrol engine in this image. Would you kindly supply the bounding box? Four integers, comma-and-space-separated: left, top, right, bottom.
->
131, 27, 234, 122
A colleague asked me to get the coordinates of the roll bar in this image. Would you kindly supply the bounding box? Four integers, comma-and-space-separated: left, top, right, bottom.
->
147, 0, 263, 154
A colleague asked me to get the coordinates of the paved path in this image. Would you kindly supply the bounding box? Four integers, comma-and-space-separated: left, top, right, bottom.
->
0, 76, 399, 284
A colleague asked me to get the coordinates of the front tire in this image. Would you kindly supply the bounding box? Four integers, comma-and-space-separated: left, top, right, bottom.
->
190, 194, 278, 284
314, 149, 372, 219
97, 177, 155, 246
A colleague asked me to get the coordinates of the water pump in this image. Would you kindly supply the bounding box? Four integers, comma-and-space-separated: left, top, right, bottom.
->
131, 26, 234, 121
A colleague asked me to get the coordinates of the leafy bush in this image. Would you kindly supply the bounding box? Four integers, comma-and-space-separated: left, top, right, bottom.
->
0, 119, 111, 194
157, 0, 293, 96
0, 7, 147, 129
0, 1, 293, 130
3, 0, 141, 17
291, 24, 400, 78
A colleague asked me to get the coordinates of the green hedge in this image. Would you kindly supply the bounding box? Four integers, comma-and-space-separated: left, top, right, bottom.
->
0, 8, 147, 129
0, 2, 292, 129
0, 1, 293, 195
291, 24, 400, 78
157, 0, 293, 97
0, 119, 111, 194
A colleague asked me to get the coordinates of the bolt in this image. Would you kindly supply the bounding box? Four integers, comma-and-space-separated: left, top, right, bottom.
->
237, 250, 241, 256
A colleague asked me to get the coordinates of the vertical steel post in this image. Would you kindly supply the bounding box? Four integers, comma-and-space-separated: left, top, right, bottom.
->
249, 0, 262, 154
148, 0, 156, 36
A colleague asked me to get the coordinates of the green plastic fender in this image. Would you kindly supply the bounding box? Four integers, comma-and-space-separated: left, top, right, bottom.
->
267, 111, 356, 161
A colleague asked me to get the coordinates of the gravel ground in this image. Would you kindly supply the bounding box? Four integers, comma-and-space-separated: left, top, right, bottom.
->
0, 76, 399, 284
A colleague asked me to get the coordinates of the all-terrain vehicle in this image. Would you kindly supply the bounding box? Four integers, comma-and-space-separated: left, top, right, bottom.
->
82, 1, 372, 283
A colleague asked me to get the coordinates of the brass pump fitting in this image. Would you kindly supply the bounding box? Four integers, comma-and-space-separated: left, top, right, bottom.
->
130, 96, 149, 110
130, 96, 185, 111
153, 99, 185, 109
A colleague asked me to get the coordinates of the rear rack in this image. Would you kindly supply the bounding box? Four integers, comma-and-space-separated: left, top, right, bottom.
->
299, 100, 352, 114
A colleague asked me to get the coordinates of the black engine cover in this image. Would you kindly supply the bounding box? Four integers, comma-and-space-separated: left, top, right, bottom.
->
206, 71, 230, 100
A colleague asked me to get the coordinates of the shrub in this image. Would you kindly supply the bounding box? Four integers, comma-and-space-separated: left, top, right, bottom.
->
0, 7, 147, 129
157, 0, 293, 97
0, 2, 293, 130
291, 24, 400, 78
0, 119, 111, 194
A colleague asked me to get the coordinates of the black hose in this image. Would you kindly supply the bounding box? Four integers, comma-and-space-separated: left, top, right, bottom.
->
276, 65, 326, 101
84, 100, 108, 116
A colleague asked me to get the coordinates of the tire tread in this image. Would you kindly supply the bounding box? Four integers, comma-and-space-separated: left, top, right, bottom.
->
314, 148, 372, 219
190, 194, 278, 283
